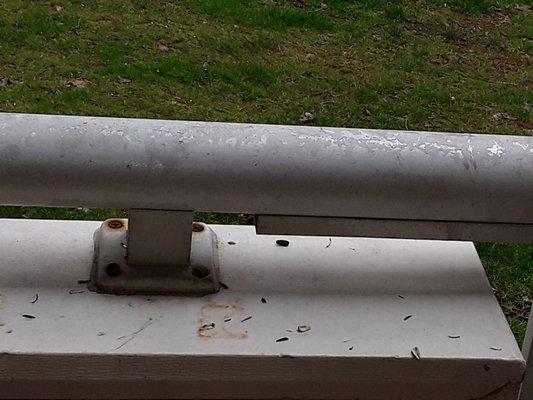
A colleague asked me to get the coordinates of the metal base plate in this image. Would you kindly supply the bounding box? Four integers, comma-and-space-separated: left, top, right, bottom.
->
0, 219, 525, 399
90, 219, 219, 295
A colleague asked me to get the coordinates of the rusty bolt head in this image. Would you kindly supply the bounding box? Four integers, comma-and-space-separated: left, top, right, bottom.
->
192, 222, 204, 232
107, 219, 123, 229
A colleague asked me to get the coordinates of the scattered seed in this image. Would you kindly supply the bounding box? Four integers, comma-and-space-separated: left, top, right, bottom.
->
77, 279, 91, 284
199, 323, 215, 331
69, 289, 85, 294
22, 314, 36, 319
219, 281, 229, 290
349, 346, 354, 351
6, 330, 12, 334
30, 294, 39, 304
326, 238, 332, 248
276, 337, 289, 342
241, 316, 252, 322
343, 339, 352, 343
286, 329, 293, 333
261, 297, 267, 304
297, 325, 311, 333
227, 241, 236, 245
348, 247, 356, 252
224, 318, 232, 322
490, 347, 502, 351
403, 315, 412, 321
276, 239, 290, 247
448, 335, 461, 339
97, 332, 105, 336
411, 346, 421, 360
398, 295, 405, 299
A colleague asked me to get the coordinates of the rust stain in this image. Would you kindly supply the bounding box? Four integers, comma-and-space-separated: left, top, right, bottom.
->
197, 303, 248, 340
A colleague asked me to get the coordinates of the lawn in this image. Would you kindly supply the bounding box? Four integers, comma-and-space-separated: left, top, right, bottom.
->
0, 0, 531, 344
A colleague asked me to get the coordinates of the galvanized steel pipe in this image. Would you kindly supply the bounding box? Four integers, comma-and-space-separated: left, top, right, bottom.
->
0, 112, 532, 225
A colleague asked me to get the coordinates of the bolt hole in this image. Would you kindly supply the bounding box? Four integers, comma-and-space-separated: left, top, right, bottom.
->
191, 267, 209, 279
105, 263, 121, 277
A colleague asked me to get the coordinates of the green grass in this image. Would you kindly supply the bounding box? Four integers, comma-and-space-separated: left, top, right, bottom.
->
0, 0, 531, 343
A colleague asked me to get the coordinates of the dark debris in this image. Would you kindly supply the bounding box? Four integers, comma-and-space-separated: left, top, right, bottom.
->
199, 322, 215, 331
411, 346, 421, 360
276, 239, 290, 247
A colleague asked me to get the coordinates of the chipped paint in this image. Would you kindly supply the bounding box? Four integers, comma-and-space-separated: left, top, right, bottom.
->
487, 142, 505, 157
197, 303, 248, 340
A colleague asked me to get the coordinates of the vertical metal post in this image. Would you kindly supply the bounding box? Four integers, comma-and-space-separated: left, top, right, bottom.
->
520, 307, 533, 399
127, 209, 193, 268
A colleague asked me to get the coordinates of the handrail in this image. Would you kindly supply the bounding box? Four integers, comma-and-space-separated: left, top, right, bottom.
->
1, 113, 532, 222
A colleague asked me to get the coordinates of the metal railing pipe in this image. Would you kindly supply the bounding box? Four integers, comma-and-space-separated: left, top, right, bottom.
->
0, 112, 531, 227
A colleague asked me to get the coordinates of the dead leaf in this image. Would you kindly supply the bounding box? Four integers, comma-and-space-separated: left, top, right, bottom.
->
516, 4, 531, 12
517, 121, 533, 133
305, 53, 316, 62
490, 112, 516, 122
116, 76, 132, 84
0, 78, 13, 89
65, 79, 88, 89
53, 4, 64, 12
158, 44, 171, 52
299, 111, 315, 123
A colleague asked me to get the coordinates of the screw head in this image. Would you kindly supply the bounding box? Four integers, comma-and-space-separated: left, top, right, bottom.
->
192, 222, 204, 232
105, 263, 121, 277
191, 266, 209, 279
107, 220, 123, 229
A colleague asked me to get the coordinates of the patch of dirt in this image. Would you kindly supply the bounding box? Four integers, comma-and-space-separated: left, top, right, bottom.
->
407, 21, 437, 34
264, 0, 307, 9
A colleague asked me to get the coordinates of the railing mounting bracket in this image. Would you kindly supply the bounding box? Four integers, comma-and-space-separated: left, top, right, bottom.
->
90, 209, 219, 295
